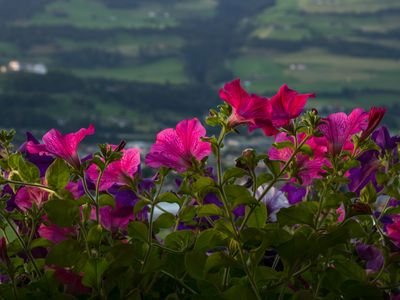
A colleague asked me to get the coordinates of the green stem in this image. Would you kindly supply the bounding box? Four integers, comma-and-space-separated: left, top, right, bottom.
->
1, 214, 42, 278
239, 135, 311, 232
238, 246, 262, 300
161, 270, 198, 294
214, 126, 261, 299
141, 175, 165, 273
174, 197, 190, 231
4, 180, 58, 195
94, 165, 107, 225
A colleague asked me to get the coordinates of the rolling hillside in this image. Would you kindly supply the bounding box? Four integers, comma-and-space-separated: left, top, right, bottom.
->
0, 0, 399, 141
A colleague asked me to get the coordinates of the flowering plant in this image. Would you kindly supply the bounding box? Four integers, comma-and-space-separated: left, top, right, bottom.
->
0, 79, 399, 299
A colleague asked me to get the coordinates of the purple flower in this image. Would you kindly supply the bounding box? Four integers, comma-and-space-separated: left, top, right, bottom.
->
348, 126, 399, 194
348, 150, 381, 194
372, 126, 400, 156
19, 132, 54, 177
256, 186, 290, 222
281, 183, 307, 204
356, 243, 384, 274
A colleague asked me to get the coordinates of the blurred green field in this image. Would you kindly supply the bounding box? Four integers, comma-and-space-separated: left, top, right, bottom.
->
1, 0, 400, 134
16, 0, 216, 29
229, 48, 400, 94
73, 57, 188, 83
299, 0, 400, 14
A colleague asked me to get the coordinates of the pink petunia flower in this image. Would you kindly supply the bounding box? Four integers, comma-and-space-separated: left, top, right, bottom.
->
52, 267, 91, 294
219, 79, 277, 136
15, 186, 49, 212
360, 106, 386, 142
145, 118, 211, 172
319, 108, 368, 156
87, 147, 140, 191
336, 204, 346, 223
269, 133, 328, 185
387, 217, 400, 247
38, 221, 76, 244
269, 84, 315, 128
26, 124, 95, 169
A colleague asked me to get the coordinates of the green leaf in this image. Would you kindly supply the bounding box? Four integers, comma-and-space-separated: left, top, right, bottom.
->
154, 212, 175, 229
46, 240, 82, 267
45, 158, 70, 189
360, 182, 377, 204
158, 192, 183, 206
164, 230, 193, 251
222, 285, 256, 300
224, 184, 256, 208
197, 204, 224, 217
82, 258, 110, 289
185, 251, 207, 279
107, 244, 137, 268
254, 266, 281, 284
87, 224, 103, 245
277, 202, 318, 227
256, 173, 273, 188
9, 153, 40, 183
223, 167, 247, 183
127, 221, 148, 243
204, 251, 235, 274
194, 229, 227, 251
133, 199, 150, 215
299, 144, 313, 157
44, 199, 79, 227
98, 193, 115, 208
264, 158, 281, 177
30, 238, 53, 249
273, 141, 294, 149
343, 159, 361, 172
247, 204, 267, 228
333, 256, 366, 282
278, 231, 313, 268
193, 176, 216, 194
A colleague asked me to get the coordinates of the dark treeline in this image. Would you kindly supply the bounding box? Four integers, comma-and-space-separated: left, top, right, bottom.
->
0, 72, 215, 134
0, 0, 50, 24
249, 37, 400, 59
180, 0, 275, 84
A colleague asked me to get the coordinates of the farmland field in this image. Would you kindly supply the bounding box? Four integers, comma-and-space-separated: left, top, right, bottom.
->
0, 0, 399, 141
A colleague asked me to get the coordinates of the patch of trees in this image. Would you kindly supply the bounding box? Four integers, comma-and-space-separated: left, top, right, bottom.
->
180, 0, 275, 84
249, 37, 400, 59
0, 0, 50, 24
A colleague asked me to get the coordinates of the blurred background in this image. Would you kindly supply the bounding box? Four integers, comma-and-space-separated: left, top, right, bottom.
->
0, 0, 399, 148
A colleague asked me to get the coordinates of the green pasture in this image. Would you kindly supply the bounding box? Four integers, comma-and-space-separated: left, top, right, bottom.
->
73, 57, 189, 84
299, 0, 400, 14
253, 0, 400, 40
19, 0, 177, 29
56, 33, 184, 57
16, 0, 216, 29
228, 48, 400, 98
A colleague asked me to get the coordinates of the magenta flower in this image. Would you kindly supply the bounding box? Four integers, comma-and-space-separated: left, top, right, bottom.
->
387, 217, 400, 247
219, 79, 277, 136
38, 221, 76, 244
145, 118, 211, 172
87, 147, 140, 191
269, 133, 328, 185
26, 124, 95, 169
336, 205, 346, 223
269, 84, 315, 128
319, 108, 368, 156
52, 267, 91, 294
360, 107, 386, 142
0, 237, 10, 266
15, 186, 48, 212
